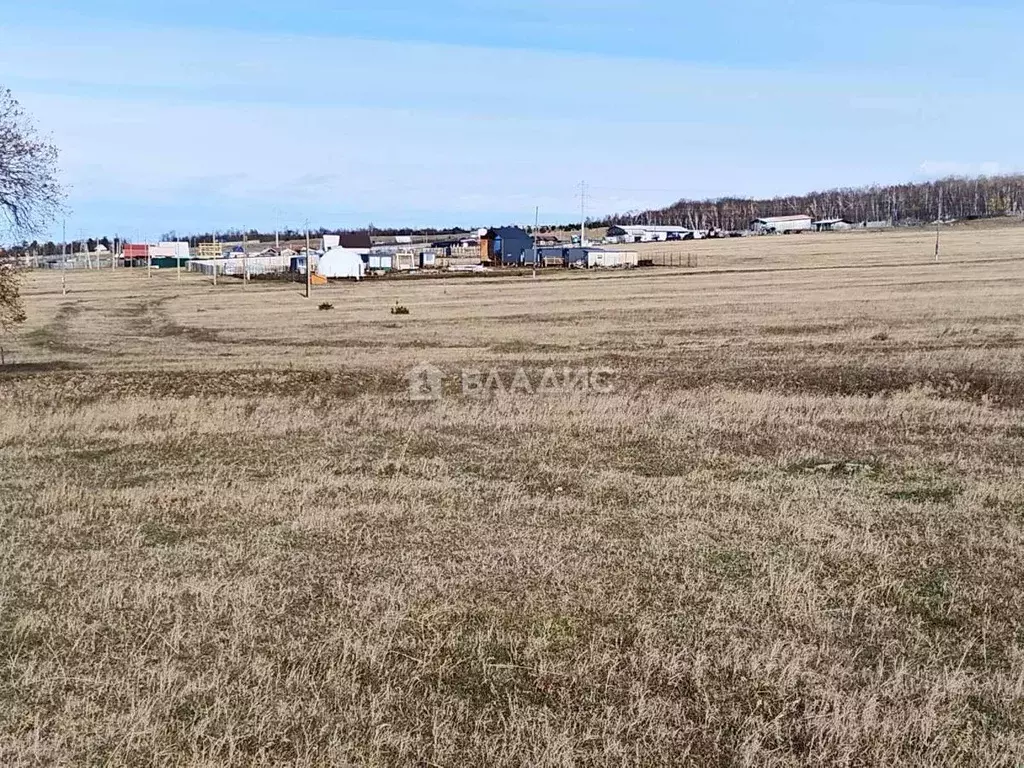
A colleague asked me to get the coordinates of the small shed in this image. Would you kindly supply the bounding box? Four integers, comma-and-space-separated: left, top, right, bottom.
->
586, 249, 639, 269
290, 253, 320, 273
813, 218, 852, 232
367, 253, 393, 271
123, 243, 149, 267
532, 246, 578, 267
563, 248, 589, 267
393, 251, 417, 271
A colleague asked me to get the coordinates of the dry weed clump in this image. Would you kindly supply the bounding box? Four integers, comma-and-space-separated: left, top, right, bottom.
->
2, 227, 1024, 765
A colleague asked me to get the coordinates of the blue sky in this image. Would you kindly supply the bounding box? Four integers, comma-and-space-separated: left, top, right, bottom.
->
3, 0, 1022, 240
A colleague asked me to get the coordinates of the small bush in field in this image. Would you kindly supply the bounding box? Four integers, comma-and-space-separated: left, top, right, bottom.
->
318, 302, 334, 311
391, 304, 410, 315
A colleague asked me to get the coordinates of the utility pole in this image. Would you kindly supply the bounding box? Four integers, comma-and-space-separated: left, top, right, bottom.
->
242, 230, 249, 288
578, 181, 588, 246
61, 220, 67, 296
305, 219, 311, 299
533, 205, 539, 278
935, 223, 941, 262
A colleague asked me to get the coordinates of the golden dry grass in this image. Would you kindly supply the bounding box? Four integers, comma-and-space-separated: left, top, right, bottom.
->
2, 225, 1024, 765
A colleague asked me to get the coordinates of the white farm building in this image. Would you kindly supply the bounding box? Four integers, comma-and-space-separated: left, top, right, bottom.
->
605, 224, 702, 243
750, 215, 814, 234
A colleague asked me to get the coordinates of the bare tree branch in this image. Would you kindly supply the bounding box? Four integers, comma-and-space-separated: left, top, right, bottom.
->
0, 87, 64, 239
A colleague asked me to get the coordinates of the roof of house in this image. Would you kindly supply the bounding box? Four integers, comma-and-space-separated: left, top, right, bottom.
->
753, 215, 813, 223
338, 233, 373, 249
487, 226, 531, 238
611, 224, 692, 233
812, 218, 850, 225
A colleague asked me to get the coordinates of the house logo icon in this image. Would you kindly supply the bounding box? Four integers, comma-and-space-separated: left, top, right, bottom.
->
405, 362, 445, 401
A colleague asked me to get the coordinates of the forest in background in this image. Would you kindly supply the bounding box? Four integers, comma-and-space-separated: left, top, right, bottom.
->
611, 175, 1024, 231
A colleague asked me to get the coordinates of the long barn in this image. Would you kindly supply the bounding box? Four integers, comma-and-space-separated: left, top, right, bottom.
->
750, 215, 814, 234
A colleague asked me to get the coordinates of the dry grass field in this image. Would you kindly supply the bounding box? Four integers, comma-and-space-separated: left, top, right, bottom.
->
2, 225, 1024, 765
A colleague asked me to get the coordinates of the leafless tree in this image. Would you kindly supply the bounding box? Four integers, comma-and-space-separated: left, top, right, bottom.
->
0, 88, 60, 364
0, 87, 63, 238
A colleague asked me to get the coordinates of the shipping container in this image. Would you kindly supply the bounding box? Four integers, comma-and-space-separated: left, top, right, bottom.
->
586, 249, 638, 269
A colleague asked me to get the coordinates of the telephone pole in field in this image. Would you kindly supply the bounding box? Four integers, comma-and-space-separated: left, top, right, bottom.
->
242, 230, 249, 288
305, 221, 312, 299
533, 205, 539, 278
61, 220, 67, 296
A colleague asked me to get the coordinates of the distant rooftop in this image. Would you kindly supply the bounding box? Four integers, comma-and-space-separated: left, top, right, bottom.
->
753, 215, 813, 223
611, 224, 692, 232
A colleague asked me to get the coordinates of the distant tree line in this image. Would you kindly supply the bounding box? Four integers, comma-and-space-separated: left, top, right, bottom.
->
5, 236, 113, 258
159, 225, 475, 246
608, 175, 1024, 231
4, 226, 480, 259
8, 175, 1024, 260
